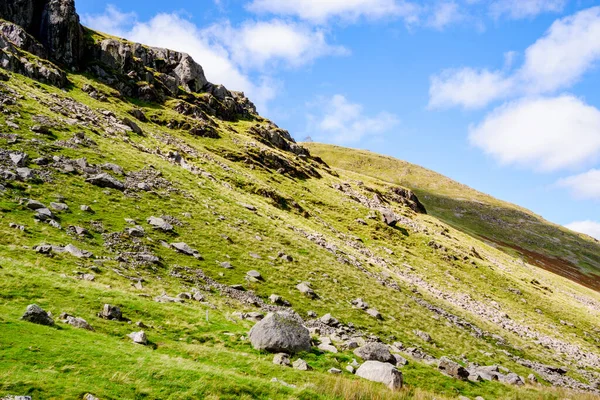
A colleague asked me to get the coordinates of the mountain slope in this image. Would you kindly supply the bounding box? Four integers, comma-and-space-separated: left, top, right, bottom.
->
1, 1, 600, 399
304, 143, 600, 291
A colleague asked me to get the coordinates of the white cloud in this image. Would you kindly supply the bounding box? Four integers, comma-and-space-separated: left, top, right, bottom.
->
469, 96, 600, 171
205, 20, 348, 69
520, 6, 600, 93
557, 169, 600, 199
427, 1, 464, 30
82, 7, 345, 113
247, 0, 420, 24
429, 6, 600, 109
307, 94, 399, 143
490, 0, 567, 19
565, 220, 600, 240
429, 68, 513, 109
81, 5, 136, 37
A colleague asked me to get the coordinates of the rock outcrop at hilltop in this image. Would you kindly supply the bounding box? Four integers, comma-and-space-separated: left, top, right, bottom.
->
0, 0, 256, 118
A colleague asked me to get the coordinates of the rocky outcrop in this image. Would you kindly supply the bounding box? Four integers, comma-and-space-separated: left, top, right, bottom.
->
0, 0, 84, 67
248, 123, 310, 157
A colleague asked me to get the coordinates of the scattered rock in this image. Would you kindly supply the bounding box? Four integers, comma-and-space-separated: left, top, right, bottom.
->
249, 312, 311, 354
21, 304, 54, 326
50, 202, 69, 211
99, 304, 122, 320
246, 270, 263, 281
296, 282, 317, 299
414, 330, 432, 342
381, 209, 398, 227
356, 361, 403, 390
438, 357, 469, 380
292, 358, 311, 371
64, 244, 93, 258
239, 203, 257, 211
85, 173, 125, 191
128, 331, 148, 345
171, 242, 202, 259
366, 308, 383, 320
26, 200, 46, 210
147, 216, 174, 232
273, 353, 291, 367
60, 313, 93, 331
328, 368, 342, 374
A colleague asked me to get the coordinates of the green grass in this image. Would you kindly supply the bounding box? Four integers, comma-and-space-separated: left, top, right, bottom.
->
0, 67, 599, 400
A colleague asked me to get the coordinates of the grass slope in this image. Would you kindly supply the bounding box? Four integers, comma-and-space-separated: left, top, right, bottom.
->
0, 61, 599, 399
304, 143, 600, 290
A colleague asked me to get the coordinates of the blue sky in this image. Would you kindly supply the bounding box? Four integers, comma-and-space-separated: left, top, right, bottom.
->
79, 0, 600, 239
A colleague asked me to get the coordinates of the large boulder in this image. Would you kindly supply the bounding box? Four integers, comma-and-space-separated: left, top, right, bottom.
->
21, 304, 54, 326
249, 312, 311, 354
354, 342, 396, 364
356, 361, 403, 390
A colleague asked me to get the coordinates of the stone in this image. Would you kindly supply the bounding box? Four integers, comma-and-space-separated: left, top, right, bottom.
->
220, 262, 233, 269
83, 394, 99, 400
128, 331, 148, 345
126, 226, 145, 237
269, 294, 282, 304
393, 354, 408, 366
346, 365, 356, 374
16, 168, 34, 180
50, 202, 69, 211
351, 298, 369, 310
21, 304, 54, 326
380, 209, 398, 227
318, 343, 338, 353
246, 270, 263, 281
320, 313, 339, 326
273, 353, 291, 366
292, 358, 311, 371
438, 357, 469, 380
239, 203, 257, 211
366, 308, 382, 320
64, 244, 92, 258
192, 292, 205, 302
502, 373, 525, 386
123, 117, 142, 135
9, 152, 28, 167
528, 373, 537, 383
147, 216, 173, 232
356, 361, 403, 390
171, 242, 201, 258
26, 200, 46, 210
354, 343, 396, 364
86, 173, 125, 191
34, 244, 52, 254
249, 312, 311, 354
99, 304, 122, 320
296, 282, 317, 299
328, 368, 342, 374
80, 205, 93, 212
61, 313, 93, 331
414, 330, 432, 342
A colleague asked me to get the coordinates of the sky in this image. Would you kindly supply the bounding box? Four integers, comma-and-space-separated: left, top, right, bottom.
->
78, 0, 600, 240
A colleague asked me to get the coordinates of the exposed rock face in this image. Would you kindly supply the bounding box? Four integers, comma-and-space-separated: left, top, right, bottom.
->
96, 39, 208, 95
356, 361, 403, 390
248, 312, 311, 354
0, 0, 84, 67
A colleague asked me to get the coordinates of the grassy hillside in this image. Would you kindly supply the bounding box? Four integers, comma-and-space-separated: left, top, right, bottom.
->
1, 30, 600, 400
304, 143, 600, 291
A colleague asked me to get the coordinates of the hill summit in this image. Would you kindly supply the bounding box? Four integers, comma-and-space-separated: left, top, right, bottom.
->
1, 1, 600, 399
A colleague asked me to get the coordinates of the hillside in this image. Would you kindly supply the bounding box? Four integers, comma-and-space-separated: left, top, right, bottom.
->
305, 143, 600, 292
1, 1, 600, 400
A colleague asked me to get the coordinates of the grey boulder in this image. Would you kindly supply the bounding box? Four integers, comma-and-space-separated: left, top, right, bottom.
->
21, 304, 54, 326
86, 173, 125, 191
249, 312, 311, 354
356, 361, 403, 390
354, 342, 396, 364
